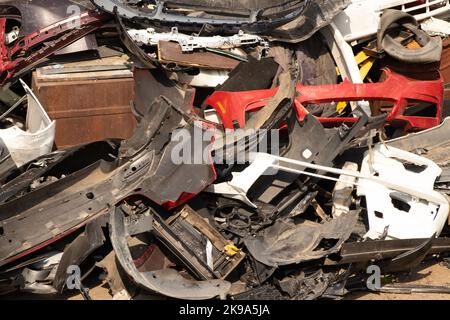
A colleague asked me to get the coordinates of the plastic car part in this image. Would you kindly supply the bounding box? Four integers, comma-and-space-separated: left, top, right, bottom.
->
208, 151, 448, 239
0, 10, 112, 86
358, 144, 449, 240
421, 17, 450, 36
332, 0, 450, 43
377, 9, 442, 64
109, 203, 231, 300
93, 0, 350, 43
0, 251, 63, 295
245, 210, 360, 267
247, 108, 380, 205
91, 0, 308, 28
208, 109, 376, 207
52, 217, 107, 292
387, 117, 450, 167
320, 23, 364, 86
206, 153, 277, 208
204, 68, 443, 131
0, 79, 55, 171
332, 162, 358, 217
127, 27, 268, 52
320, 22, 371, 115
177, 69, 229, 88
0, 96, 216, 267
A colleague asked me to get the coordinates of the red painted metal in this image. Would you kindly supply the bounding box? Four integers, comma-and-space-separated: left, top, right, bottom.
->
0, 10, 111, 86
205, 69, 443, 131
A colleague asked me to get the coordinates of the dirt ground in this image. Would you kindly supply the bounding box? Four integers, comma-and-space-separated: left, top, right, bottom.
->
75, 260, 450, 300
5, 259, 450, 300
346, 261, 450, 300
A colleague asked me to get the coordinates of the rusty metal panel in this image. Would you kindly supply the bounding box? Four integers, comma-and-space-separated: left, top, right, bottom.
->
158, 41, 240, 69
32, 74, 136, 149
441, 38, 450, 85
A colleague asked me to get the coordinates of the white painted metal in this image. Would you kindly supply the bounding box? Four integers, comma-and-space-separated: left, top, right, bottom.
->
127, 27, 268, 52
176, 69, 229, 88
207, 149, 449, 239
421, 17, 450, 35
321, 23, 371, 115
358, 144, 449, 239
333, 0, 450, 43
0, 80, 56, 167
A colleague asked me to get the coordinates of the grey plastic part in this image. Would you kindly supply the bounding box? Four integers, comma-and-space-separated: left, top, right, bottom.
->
92, 0, 255, 24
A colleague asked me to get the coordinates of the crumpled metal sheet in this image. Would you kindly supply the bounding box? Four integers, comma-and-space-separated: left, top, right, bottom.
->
0, 80, 55, 170
170, 0, 351, 43
244, 210, 360, 267
265, 0, 351, 43
96, 0, 349, 43
0, 95, 216, 267
109, 205, 231, 300
0, 0, 98, 55
165, 0, 302, 11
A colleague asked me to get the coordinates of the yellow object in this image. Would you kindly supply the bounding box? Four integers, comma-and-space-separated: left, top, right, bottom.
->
224, 243, 239, 256
336, 51, 376, 114
217, 101, 226, 114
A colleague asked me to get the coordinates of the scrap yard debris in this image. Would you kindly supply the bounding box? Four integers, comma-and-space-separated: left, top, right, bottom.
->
2, 0, 450, 301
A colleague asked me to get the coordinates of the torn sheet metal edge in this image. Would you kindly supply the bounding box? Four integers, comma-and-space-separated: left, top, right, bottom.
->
128, 27, 268, 52
0, 11, 111, 86
0, 97, 216, 268
109, 206, 231, 300
0, 79, 55, 168
333, 0, 450, 43
205, 68, 442, 130
358, 144, 449, 240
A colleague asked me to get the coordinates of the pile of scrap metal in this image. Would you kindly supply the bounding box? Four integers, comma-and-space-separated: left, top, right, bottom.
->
2, 0, 450, 300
